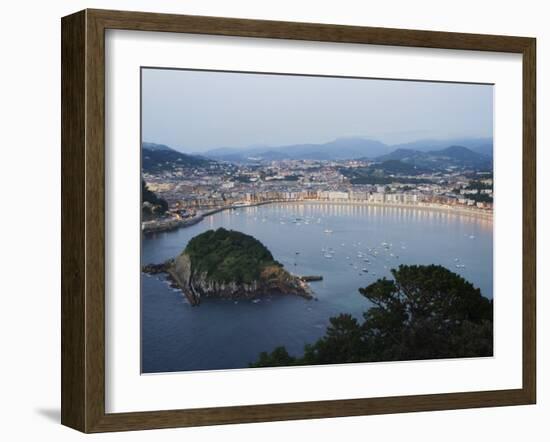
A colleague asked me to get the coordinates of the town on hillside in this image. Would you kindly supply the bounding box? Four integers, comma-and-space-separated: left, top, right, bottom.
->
141, 143, 494, 233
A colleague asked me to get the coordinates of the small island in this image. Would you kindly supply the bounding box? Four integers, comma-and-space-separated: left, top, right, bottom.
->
143, 228, 313, 305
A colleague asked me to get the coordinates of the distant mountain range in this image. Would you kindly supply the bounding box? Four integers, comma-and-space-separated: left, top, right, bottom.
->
390, 138, 493, 158
200, 137, 389, 162
195, 136, 493, 163
142, 142, 215, 173
341, 145, 492, 185
375, 145, 492, 171
142, 137, 493, 174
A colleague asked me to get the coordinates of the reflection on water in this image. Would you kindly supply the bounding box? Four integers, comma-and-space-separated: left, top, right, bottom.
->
142, 203, 493, 373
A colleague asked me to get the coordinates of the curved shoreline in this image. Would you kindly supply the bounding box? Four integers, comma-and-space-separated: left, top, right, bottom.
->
288, 200, 493, 220
143, 199, 492, 234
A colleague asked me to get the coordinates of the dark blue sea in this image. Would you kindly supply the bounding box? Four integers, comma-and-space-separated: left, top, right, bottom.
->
141, 203, 493, 373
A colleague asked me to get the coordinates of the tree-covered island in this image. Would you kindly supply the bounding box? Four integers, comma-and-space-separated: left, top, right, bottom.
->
142, 231, 493, 364
142, 228, 313, 305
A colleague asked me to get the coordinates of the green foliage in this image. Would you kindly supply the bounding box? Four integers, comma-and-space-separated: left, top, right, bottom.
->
377, 146, 492, 171
466, 180, 492, 191
341, 165, 433, 185
142, 142, 213, 173
358, 265, 493, 361
469, 193, 493, 203
301, 314, 366, 365
141, 179, 168, 215
373, 159, 430, 175
233, 175, 254, 183
254, 346, 297, 368
251, 265, 493, 368
281, 175, 301, 181
184, 228, 282, 284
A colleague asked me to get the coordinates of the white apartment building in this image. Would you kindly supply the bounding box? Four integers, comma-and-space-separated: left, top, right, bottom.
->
369, 192, 385, 203
349, 191, 368, 201
328, 191, 349, 200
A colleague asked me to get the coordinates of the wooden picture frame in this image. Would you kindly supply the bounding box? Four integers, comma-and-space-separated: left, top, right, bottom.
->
61, 8, 536, 433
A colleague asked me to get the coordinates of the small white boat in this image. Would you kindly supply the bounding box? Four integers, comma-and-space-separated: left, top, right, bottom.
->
324, 229, 333, 234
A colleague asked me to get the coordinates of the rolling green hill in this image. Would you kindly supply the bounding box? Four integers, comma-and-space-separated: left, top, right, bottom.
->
142, 142, 215, 173
376, 145, 491, 171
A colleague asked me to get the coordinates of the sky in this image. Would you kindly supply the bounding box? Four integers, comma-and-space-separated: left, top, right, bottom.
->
141, 68, 493, 152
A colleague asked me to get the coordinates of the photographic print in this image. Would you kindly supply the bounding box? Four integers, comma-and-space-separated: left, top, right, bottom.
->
140, 68, 494, 374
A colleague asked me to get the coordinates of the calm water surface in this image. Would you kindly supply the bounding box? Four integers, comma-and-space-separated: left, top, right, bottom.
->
141, 203, 493, 373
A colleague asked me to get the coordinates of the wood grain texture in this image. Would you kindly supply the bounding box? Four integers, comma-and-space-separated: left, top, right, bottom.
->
60, 8, 537, 433
61, 10, 86, 432
90, 389, 531, 432
89, 8, 532, 53
522, 38, 537, 403
84, 9, 107, 433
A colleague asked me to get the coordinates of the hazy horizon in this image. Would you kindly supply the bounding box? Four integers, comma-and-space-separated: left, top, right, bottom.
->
142, 68, 493, 153
143, 134, 493, 154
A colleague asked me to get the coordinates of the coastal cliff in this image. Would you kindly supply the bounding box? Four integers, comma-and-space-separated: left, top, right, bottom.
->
143, 228, 312, 305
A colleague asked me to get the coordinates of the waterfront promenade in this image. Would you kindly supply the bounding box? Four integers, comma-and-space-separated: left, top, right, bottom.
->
142, 199, 492, 234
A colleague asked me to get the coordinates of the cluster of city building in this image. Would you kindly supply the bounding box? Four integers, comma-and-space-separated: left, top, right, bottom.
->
143, 158, 493, 230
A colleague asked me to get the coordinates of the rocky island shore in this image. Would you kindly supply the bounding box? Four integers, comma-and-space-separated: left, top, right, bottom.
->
142, 228, 313, 306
